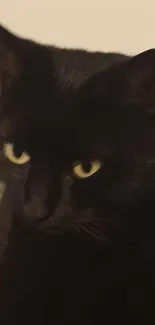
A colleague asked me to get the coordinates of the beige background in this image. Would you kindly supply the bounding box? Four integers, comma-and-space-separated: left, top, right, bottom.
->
0, 0, 155, 55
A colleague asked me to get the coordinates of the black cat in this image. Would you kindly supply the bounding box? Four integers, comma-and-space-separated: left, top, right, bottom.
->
0, 25, 154, 324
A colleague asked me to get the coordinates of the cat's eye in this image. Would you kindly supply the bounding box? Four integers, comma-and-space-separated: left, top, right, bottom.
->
73, 160, 102, 178
3, 143, 31, 164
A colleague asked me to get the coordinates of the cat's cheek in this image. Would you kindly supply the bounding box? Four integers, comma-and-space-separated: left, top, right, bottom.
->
0, 181, 6, 202
0, 162, 30, 244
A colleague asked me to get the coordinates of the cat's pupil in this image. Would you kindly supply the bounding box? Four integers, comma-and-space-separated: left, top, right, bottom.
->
13, 145, 23, 158
82, 162, 92, 173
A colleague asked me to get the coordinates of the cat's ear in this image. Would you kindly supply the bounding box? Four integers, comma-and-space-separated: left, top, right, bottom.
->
119, 49, 155, 108
0, 25, 25, 78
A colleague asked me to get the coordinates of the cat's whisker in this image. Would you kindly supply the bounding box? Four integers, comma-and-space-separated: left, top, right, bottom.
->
76, 222, 112, 243
88, 225, 111, 243
91, 221, 108, 232
78, 225, 100, 239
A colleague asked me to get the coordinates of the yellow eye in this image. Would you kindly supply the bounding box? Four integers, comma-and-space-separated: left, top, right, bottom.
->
73, 161, 102, 178
3, 143, 31, 165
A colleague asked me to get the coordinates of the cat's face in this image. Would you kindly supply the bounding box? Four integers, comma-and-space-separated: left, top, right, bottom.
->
0, 25, 155, 240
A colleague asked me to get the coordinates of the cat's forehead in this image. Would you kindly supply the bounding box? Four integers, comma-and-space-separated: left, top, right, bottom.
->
1, 24, 155, 160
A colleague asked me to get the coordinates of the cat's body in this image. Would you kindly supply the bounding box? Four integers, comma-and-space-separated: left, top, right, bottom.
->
0, 25, 154, 324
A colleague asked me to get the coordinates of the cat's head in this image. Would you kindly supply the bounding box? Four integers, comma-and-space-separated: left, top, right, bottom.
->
0, 25, 155, 240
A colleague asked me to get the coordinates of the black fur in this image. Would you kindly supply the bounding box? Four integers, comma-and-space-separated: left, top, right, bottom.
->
0, 25, 154, 324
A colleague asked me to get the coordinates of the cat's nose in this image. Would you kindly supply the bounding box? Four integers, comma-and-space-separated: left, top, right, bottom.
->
36, 176, 74, 231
